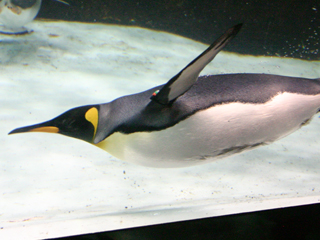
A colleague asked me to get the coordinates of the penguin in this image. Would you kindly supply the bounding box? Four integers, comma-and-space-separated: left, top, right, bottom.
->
9, 24, 320, 168
0, 0, 69, 35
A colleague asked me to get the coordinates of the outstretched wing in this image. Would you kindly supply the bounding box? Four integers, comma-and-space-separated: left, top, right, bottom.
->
150, 23, 243, 105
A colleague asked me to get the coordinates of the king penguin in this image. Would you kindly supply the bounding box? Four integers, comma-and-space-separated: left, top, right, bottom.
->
9, 24, 320, 168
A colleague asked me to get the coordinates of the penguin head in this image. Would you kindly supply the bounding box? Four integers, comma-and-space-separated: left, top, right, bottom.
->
9, 105, 99, 143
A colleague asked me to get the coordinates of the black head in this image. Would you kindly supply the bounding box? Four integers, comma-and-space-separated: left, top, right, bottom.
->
9, 105, 100, 143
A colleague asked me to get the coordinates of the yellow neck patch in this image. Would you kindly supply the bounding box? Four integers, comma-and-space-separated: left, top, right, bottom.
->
85, 107, 99, 138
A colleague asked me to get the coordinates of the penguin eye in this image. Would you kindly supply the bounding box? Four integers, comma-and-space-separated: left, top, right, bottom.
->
85, 107, 99, 137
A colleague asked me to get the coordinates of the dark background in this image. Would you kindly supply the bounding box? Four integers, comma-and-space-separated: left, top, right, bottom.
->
38, 0, 319, 60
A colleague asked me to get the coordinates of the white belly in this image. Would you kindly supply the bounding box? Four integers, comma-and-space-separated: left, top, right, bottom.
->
96, 92, 320, 168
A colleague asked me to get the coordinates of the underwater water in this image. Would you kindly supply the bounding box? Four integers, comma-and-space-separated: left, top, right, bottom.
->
0, 0, 319, 239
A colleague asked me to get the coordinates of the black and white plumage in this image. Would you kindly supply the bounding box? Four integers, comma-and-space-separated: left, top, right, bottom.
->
0, 0, 41, 34
0, 0, 68, 34
9, 24, 320, 167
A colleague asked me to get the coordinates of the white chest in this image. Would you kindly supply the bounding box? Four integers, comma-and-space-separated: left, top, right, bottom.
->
96, 92, 320, 168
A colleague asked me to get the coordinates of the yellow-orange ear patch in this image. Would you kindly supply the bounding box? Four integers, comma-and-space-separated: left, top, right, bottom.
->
85, 107, 99, 137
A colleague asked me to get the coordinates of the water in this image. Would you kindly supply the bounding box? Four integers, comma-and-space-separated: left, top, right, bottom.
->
0, 1, 319, 239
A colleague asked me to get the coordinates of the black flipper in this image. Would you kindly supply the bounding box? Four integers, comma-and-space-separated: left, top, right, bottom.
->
150, 23, 243, 105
